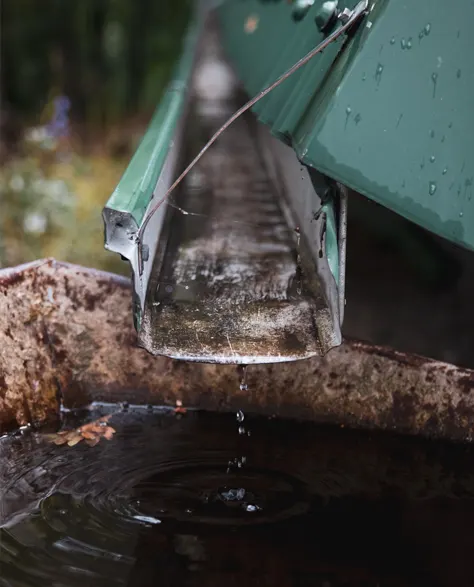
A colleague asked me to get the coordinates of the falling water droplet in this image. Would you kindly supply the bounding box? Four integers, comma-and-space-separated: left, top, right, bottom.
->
238, 426, 246, 435
238, 364, 248, 391
390, 36, 396, 45
429, 181, 437, 195
294, 226, 301, 245
430, 155, 436, 163
400, 38, 407, 49
459, 212, 464, 218
442, 167, 448, 175
236, 410, 245, 423
418, 31, 424, 41
457, 69, 462, 79
346, 106, 352, 115
407, 37, 412, 49
245, 504, 261, 513
430, 129, 435, 138
448, 121, 453, 128
354, 113, 361, 124
424, 23, 431, 35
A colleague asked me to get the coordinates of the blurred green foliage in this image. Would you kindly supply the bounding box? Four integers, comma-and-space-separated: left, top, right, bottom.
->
0, 144, 132, 274
0, 0, 191, 273
2, 0, 191, 133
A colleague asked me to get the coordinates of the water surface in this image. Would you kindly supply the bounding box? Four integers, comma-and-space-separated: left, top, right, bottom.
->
2, 406, 474, 586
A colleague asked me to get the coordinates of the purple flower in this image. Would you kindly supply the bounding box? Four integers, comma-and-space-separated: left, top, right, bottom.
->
46, 95, 71, 139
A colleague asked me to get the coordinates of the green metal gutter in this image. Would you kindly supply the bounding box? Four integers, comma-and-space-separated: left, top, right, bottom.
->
218, 0, 474, 252
103, 9, 201, 250
102, 3, 207, 333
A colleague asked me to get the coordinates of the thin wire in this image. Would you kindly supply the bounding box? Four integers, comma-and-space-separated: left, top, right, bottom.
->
137, 1, 367, 244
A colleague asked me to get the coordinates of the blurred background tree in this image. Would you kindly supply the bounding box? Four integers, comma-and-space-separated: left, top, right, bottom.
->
0, 0, 191, 273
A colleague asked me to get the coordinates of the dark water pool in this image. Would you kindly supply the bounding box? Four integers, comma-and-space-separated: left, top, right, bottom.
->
2, 405, 474, 586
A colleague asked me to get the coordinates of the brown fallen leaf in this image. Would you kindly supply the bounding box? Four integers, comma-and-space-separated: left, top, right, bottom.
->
174, 399, 187, 415
67, 434, 83, 447
80, 430, 98, 440
85, 437, 100, 447
103, 427, 115, 440
53, 435, 69, 446
47, 414, 116, 448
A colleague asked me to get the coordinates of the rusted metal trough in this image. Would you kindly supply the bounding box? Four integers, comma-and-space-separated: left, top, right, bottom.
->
1, 259, 474, 440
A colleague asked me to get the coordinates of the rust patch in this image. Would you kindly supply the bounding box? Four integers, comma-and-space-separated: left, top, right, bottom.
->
0, 270, 26, 288
391, 391, 417, 428
459, 374, 474, 394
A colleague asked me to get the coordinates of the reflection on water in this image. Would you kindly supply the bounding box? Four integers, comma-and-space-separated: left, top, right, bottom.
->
2, 406, 474, 586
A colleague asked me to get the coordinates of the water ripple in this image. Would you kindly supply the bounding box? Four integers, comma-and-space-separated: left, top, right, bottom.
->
3, 406, 474, 586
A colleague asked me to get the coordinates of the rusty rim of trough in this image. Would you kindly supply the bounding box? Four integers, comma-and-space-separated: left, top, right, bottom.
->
1, 258, 474, 441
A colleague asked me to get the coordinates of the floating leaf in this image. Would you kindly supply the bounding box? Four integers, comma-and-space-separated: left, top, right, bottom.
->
53, 436, 69, 446
85, 437, 100, 447
67, 434, 83, 447
103, 427, 115, 441
47, 414, 116, 448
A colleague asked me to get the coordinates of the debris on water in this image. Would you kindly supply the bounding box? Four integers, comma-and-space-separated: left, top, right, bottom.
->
45, 414, 116, 447
174, 399, 187, 415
